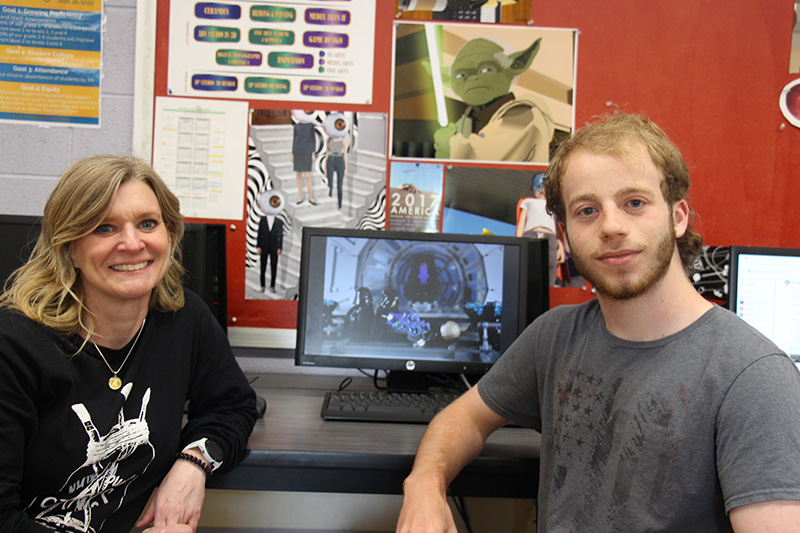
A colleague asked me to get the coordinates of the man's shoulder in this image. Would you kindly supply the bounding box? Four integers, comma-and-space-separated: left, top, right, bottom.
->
699, 305, 785, 354
526, 299, 601, 339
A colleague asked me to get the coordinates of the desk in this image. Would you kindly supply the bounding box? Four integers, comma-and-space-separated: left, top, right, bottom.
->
207, 372, 541, 499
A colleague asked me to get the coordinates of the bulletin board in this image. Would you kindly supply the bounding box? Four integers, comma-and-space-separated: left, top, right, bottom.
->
150, 0, 800, 346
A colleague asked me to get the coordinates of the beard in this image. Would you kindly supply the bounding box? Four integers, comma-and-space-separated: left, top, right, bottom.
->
569, 222, 676, 301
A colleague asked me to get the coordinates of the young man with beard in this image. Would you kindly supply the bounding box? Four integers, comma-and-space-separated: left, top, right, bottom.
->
396, 113, 800, 532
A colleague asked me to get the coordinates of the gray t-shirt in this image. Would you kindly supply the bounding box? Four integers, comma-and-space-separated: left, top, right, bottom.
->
479, 300, 800, 532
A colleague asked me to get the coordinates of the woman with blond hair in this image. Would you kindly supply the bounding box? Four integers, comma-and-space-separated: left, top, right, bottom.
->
0, 155, 257, 532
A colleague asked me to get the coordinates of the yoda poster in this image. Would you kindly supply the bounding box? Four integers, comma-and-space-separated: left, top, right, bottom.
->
390, 22, 576, 165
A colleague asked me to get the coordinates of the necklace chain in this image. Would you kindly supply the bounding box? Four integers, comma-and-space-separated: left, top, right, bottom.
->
92, 318, 146, 390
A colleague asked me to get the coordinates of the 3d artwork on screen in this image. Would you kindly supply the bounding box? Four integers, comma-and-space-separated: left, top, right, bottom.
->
311, 236, 506, 363
391, 22, 576, 164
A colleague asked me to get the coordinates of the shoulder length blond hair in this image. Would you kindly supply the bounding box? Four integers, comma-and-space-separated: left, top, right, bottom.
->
0, 155, 185, 338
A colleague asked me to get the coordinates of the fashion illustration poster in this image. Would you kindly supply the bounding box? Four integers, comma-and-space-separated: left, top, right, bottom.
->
244, 108, 388, 300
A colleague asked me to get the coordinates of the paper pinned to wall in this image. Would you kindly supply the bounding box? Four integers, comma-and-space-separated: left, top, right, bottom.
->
152, 96, 249, 220
166, 1, 376, 105
0, 0, 103, 127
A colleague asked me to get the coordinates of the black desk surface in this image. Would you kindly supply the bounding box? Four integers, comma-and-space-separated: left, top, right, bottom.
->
207, 372, 541, 498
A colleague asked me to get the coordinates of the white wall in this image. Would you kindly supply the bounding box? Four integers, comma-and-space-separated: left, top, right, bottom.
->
0, 0, 139, 217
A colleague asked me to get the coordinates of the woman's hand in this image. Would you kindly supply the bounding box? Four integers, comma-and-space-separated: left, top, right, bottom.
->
136, 457, 207, 532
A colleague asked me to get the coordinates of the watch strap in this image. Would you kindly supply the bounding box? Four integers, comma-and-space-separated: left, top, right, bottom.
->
183, 438, 223, 471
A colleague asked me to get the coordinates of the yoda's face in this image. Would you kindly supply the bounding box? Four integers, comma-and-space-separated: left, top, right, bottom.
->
450, 54, 512, 107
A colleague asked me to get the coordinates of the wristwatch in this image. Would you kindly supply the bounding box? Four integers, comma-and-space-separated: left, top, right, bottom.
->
183, 438, 224, 472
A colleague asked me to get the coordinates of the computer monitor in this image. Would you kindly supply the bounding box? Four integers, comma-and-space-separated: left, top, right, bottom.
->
181, 223, 228, 331
728, 245, 800, 370
295, 226, 549, 392
0, 215, 41, 288
0, 215, 227, 330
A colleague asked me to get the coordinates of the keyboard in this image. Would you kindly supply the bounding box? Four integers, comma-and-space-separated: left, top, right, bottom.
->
321, 390, 460, 423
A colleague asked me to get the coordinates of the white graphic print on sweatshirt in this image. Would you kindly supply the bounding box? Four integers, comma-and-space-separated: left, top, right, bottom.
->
26, 384, 155, 532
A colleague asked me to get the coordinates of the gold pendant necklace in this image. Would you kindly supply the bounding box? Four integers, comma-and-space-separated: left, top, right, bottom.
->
92, 318, 146, 390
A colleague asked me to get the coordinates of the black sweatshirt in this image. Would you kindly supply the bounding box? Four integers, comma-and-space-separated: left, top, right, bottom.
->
0, 290, 258, 532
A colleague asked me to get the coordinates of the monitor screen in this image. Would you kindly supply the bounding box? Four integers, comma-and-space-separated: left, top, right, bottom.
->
728, 245, 800, 369
295, 227, 548, 387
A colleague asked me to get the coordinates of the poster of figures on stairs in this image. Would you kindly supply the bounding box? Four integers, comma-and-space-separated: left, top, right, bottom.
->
245, 108, 388, 300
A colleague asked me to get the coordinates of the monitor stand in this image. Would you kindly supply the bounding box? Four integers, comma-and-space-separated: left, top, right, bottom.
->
386, 370, 429, 394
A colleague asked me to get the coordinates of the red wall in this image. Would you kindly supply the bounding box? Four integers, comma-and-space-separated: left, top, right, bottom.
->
155, 0, 800, 326
533, 0, 800, 249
